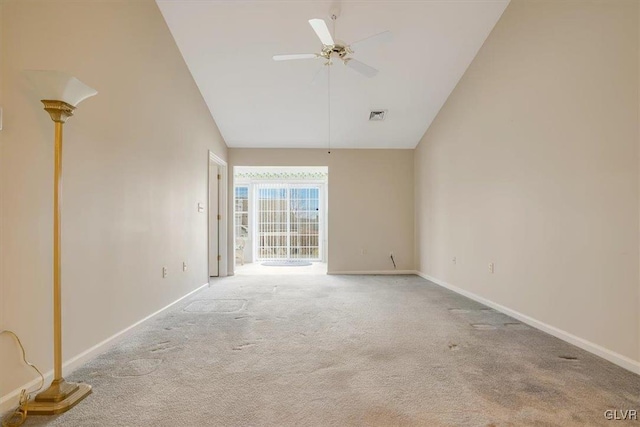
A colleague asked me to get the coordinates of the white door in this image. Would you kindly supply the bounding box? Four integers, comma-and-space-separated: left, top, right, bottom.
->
209, 162, 219, 277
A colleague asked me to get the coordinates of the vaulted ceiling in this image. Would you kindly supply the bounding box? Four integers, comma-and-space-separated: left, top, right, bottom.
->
157, 0, 509, 149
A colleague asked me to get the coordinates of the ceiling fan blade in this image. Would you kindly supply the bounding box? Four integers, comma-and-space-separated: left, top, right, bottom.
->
308, 19, 335, 46
349, 30, 392, 53
311, 64, 327, 86
344, 58, 379, 78
273, 53, 319, 61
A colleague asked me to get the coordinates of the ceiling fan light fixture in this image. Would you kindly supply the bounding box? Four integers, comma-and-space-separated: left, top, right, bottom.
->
369, 110, 387, 121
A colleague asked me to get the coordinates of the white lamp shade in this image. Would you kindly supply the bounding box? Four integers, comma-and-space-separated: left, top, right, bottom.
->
24, 70, 97, 107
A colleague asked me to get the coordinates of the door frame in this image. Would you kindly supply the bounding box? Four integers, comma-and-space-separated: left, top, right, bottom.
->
208, 151, 228, 277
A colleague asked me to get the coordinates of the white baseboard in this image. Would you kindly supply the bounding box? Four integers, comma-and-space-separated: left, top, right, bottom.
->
416, 271, 640, 376
327, 270, 417, 275
0, 282, 209, 414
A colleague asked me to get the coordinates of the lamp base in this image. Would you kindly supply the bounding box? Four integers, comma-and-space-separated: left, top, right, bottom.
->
28, 379, 91, 415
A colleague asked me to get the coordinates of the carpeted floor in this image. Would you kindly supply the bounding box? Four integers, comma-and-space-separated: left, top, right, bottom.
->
20, 274, 640, 426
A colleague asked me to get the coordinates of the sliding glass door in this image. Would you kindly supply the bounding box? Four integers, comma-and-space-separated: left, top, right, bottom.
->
256, 183, 322, 261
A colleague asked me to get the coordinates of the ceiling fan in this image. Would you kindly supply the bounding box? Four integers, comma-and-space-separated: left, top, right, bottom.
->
272, 13, 391, 79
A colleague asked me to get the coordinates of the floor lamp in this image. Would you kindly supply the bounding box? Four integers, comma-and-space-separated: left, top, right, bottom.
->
23, 70, 97, 415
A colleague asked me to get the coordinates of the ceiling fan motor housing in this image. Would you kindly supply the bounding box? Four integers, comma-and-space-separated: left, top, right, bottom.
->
321, 44, 350, 60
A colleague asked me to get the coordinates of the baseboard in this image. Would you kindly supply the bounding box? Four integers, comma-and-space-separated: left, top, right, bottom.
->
415, 271, 640, 376
0, 282, 209, 414
327, 270, 417, 275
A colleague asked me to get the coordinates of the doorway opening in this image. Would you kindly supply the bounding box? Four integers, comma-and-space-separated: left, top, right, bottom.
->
233, 166, 328, 275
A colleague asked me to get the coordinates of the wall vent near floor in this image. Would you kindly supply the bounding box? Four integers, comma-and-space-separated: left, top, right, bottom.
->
369, 110, 387, 121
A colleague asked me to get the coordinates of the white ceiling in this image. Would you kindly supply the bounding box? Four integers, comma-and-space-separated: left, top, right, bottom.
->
157, 0, 509, 149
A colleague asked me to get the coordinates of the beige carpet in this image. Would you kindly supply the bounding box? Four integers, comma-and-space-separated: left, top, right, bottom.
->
19, 274, 640, 426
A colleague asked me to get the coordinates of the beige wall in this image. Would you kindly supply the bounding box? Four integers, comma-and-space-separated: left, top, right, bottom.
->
0, 0, 4, 393
0, 0, 227, 403
415, 0, 640, 364
0, 0, 4, 327
228, 149, 414, 274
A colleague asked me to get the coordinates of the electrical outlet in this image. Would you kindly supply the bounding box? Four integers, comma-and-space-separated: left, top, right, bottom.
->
453, 257, 457, 264
162, 267, 168, 278
488, 263, 494, 274
183, 262, 187, 272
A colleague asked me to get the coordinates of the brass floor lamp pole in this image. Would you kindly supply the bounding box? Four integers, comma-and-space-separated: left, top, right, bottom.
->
24, 71, 97, 415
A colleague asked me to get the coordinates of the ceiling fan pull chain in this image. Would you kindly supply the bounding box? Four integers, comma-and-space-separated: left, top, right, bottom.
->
327, 59, 331, 154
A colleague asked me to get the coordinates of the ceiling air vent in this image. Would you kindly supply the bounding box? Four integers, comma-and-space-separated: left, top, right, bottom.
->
369, 110, 387, 121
